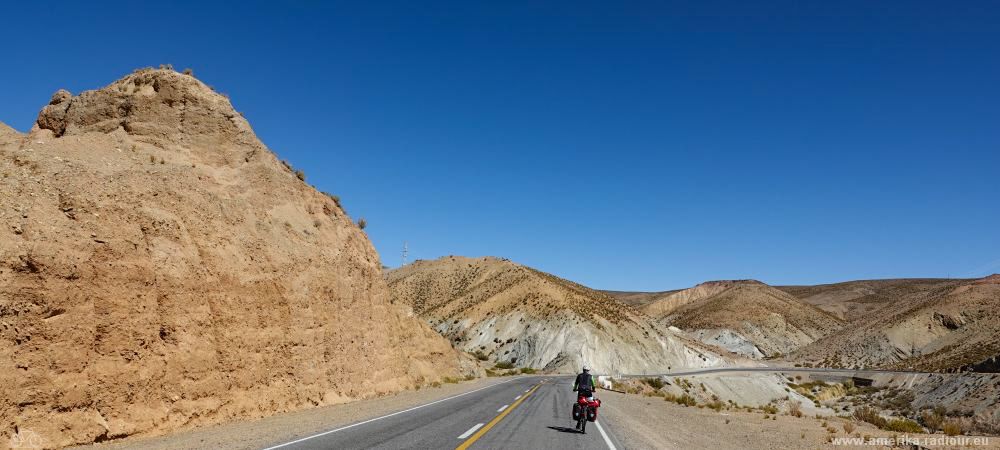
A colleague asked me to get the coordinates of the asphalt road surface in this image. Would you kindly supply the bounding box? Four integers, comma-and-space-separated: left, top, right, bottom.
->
621, 366, 946, 378
261, 376, 624, 450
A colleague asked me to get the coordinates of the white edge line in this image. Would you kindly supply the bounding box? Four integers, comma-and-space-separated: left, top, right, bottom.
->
514, 394, 521, 400
595, 421, 617, 450
262, 378, 516, 450
497, 404, 508, 412
457, 423, 484, 439
524, 389, 530, 392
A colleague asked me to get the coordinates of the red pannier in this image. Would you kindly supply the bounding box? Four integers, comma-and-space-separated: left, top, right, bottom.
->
573, 395, 601, 422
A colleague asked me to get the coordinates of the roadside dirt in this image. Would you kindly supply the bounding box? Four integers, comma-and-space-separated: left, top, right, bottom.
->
599, 390, 999, 450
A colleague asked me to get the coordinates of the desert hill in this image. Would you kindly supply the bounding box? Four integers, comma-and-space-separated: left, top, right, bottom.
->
0, 69, 472, 448
777, 278, 964, 322
645, 280, 845, 359
387, 256, 729, 374
784, 275, 1000, 371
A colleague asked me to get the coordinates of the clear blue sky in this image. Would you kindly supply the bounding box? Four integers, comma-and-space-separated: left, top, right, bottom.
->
2, 1, 998, 290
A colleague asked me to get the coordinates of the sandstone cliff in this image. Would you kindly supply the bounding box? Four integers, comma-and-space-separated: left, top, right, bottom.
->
0, 69, 471, 448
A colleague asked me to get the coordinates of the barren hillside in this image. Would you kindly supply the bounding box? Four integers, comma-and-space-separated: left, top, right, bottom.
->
648, 280, 845, 359
777, 278, 964, 321
387, 256, 730, 374
787, 275, 1000, 371
0, 69, 472, 448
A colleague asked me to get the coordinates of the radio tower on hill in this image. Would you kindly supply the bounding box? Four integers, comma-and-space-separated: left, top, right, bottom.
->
401, 241, 408, 267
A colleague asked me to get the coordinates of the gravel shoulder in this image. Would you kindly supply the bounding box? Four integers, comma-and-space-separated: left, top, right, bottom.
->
71, 377, 516, 450
599, 390, 999, 450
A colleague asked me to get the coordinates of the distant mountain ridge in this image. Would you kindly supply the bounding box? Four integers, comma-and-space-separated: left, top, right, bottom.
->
607, 275, 1000, 371
388, 256, 731, 374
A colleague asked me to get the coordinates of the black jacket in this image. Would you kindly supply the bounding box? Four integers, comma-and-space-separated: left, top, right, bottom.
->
574, 372, 596, 391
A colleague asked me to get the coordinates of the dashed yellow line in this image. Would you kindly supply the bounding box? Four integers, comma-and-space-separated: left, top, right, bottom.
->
455, 382, 542, 450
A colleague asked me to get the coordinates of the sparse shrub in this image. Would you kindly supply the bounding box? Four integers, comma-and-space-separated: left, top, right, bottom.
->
472, 350, 489, 361
853, 407, 887, 428
920, 409, 944, 432
183, 68, 194, 76
761, 404, 778, 415
281, 160, 292, 171
675, 394, 697, 407
464, 374, 476, 381
324, 192, 342, 207
430, 381, 441, 388
295, 169, 306, 181
942, 420, 964, 436
442, 377, 459, 384
642, 377, 665, 390
789, 402, 803, 418
520, 368, 536, 374
884, 418, 923, 434
843, 422, 856, 434
494, 361, 515, 370
357, 218, 367, 229
149, 154, 156, 163
707, 400, 724, 411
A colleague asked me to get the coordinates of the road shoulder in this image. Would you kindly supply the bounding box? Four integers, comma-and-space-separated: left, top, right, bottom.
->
72, 378, 518, 450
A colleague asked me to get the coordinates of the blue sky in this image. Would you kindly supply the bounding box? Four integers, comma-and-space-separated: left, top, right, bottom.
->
2, 1, 998, 290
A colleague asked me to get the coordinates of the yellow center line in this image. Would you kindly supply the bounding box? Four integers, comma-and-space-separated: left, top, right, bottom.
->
455, 382, 542, 450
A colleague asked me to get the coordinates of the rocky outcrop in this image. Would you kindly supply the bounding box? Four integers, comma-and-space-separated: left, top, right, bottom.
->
1, 69, 472, 448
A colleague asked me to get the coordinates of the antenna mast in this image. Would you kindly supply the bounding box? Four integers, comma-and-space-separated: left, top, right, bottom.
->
401, 241, 409, 266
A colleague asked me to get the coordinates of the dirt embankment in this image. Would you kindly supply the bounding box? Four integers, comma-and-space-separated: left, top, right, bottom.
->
1, 69, 474, 449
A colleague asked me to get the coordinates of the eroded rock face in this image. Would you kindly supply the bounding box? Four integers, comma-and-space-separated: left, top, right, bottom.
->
1, 69, 472, 448
388, 256, 729, 375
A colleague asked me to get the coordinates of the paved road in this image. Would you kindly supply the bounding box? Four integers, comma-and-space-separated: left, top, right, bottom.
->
261, 376, 624, 450
620, 366, 945, 378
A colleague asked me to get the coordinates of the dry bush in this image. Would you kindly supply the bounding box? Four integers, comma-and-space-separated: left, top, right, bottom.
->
183, 68, 194, 76
843, 422, 856, 434
884, 418, 923, 434
789, 402, 803, 418
942, 420, 964, 436
920, 409, 944, 432
494, 361, 515, 370
642, 377, 665, 390
674, 394, 697, 407
854, 406, 887, 428
357, 217, 367, 229
295, 169, 306, 181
